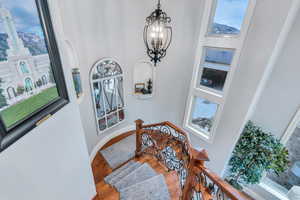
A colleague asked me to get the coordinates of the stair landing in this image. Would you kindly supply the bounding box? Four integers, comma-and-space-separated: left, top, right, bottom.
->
91, 131, 181, 200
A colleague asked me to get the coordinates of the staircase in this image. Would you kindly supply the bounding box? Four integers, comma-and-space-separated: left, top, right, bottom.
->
104, 161, 170, 200
92, 120, 253, 200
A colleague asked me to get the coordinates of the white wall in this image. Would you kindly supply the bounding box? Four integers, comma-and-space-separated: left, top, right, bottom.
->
58, 0, 294, 177
58, 0, 205, 153
0, 0, 96, 199
247, 4, 300, 200
251, 9, 300, 139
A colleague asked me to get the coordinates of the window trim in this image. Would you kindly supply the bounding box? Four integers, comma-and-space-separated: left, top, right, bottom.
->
183, 0, 256, 143
90, 58, 126, 135
259, 107, 300, 199
0, 0, 69, 152
197, 46, 235, 95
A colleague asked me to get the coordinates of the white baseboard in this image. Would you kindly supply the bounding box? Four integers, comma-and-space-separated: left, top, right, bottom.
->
89, 125, 135, 163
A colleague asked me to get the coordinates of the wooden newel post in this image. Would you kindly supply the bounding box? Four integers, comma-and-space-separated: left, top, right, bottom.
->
135, 119, 144, 157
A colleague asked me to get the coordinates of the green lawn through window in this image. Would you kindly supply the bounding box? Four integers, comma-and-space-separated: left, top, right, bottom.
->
0, 86, 59, 129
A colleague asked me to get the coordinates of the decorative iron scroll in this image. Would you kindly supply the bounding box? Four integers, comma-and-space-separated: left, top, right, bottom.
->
191, 170, 230, 200
161, 146, 188, 187
140, 124, 191, 189
192, 192, 202, 200
144, 124, 187, 142
137, 121, 249, 200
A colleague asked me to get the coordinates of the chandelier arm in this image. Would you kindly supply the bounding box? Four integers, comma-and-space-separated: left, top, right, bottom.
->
147, 49, 156, 60
143, 26, 150, 50
164, 26, 172, 51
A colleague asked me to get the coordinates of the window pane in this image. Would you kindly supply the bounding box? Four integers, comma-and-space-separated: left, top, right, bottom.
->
107, 112, 118, 128
103, 79, 117, 114
93, 60, 122, 79
209, 0, 249, 35
119, 109, 125, 122
99, 118, 107, 131
116, 77, 124, 108
200, 68, 228, 91
191, 97, 218, 133
267, 127, 300, 190
205, 47, 234, 65
200, 47, 234, 91
93, 82, 105, 118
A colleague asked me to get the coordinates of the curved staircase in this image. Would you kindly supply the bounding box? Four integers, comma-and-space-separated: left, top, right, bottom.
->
92, 120, 254, 200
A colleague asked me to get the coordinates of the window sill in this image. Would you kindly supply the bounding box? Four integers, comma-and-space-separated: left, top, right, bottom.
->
183, 123, 213, 143
98, 119, 126, 136
258, 178, 289, 200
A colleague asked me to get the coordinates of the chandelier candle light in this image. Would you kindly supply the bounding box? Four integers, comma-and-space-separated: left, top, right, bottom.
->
144, 0, 172, 66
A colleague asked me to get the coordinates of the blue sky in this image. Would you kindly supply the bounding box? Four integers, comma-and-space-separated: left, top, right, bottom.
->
193, 97, 218, 119
0, 0, 44, 37
214, 0, 249, 29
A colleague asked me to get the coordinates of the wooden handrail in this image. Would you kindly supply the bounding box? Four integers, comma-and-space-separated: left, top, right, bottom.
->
194, 165, 252, 200
135, 119, 251, 200
141, 121, 166, 129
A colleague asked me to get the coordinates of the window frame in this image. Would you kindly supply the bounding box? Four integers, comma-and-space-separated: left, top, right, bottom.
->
259, 107, 300, 200
0, 0, 69, 152
90, 58, 126, 135
183, 0, 256, 143
197, 46, 235, 95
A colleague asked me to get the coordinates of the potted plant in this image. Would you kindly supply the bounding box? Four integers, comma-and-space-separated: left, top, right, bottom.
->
226, 121, 290, 190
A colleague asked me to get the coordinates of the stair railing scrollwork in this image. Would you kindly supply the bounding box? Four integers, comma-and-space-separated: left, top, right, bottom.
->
134, 119, 252, 200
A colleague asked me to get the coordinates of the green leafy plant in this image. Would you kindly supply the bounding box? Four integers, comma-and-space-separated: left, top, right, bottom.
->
226, 121, 289, 190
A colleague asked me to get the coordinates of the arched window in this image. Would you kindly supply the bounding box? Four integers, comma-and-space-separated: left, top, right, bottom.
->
90, 58, 125, 134
7, 87, 16, 99
41, 75, 48, 85
24, 78, 33, 91
19, 60, 30, 74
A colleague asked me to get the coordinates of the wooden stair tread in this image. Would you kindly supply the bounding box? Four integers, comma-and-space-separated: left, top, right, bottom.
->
96, 180, 119, 200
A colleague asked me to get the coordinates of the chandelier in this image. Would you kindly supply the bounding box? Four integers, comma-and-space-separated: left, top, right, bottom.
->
143, 0, 172, 66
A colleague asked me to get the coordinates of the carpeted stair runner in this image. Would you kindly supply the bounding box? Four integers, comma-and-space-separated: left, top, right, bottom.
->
104, 161, 171, 200
120, 174, 170, 200
104, 161, 141, 185
100, 134, 136, 169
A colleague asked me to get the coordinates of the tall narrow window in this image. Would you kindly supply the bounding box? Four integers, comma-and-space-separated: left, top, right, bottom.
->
19, 60, 30, 74
184, 0, 255, 142
90, 59, 125, 134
